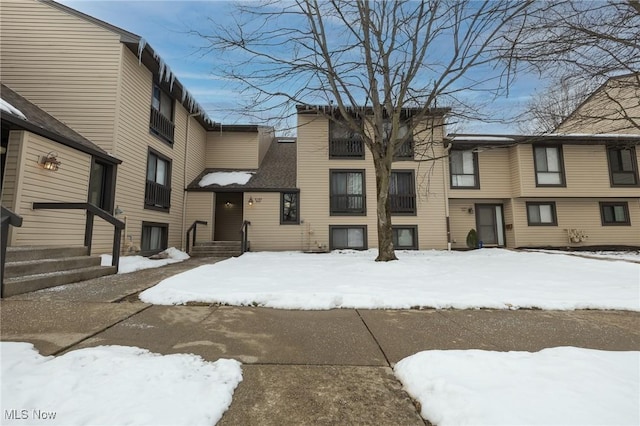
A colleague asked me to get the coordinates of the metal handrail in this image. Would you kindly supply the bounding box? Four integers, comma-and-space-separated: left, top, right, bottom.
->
240, 220, 251, 254
1, 206, 23, 298
186, 220, 207, 254
32, 202, 124, 272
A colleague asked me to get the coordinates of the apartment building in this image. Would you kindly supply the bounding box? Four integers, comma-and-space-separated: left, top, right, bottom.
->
1, 0, 637, 288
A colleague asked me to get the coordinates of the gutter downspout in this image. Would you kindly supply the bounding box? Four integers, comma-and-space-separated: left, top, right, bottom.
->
182, 113, 199, 251
442, 140, 452, 251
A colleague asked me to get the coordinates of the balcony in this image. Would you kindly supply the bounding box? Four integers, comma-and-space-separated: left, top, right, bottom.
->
330, 138, 364, 159
149, 108, 175, 144
394, 139, 414, 160
390, 193, 416, 214
330, 194, 365, 215
145, 180, 171, 211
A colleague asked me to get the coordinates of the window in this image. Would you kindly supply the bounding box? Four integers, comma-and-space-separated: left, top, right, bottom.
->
149, 83, 175, 143
526, 202, 558, 226
281, 192, 299, 224
600, 202, 630, 226
393, 226, 418, 249
330, 225, 367, 250
383, 119, 413, 160
329, 119, 364, 158
330, 170, 366, 215
533, 145, 565, 186
88, 159, 115, 213
141, 222, 168, 254
450, 149, 479, 188
607, 146, 638, 186
145, 149, 171, 211
390, 171, 416, 214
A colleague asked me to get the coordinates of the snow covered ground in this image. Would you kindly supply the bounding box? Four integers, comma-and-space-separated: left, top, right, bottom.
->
0, 343, 242, 426
101, 247, 189, 274
139, 249, 640, 311
394, 347, 640, 426
529, 249, 640, 262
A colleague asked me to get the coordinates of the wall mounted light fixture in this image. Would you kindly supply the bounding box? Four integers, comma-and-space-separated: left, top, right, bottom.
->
225, 201, 232, 208
468, 207, 474, 214
40, 151, 61, 171
248, 196, 254, 206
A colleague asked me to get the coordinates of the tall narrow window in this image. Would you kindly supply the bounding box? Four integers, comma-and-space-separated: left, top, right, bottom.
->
88, 159, 115, 213
450, 149, 479, 188
150, 83, 175, 143
145, 149, 171, 211
281, 192, 299, 224
607, 146, 638, 186
329, 119, 364, 159
390, 171, 416, 214
534, 145, 565, 186
330, 170, 365, 215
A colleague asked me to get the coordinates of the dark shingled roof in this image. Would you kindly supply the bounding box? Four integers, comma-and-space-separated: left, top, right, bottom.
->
1, 84, 120, 164
187, 139, 297, 192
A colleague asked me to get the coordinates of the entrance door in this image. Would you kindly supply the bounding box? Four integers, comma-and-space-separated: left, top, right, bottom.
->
475, 204, 505, 247
214, 193, 244, 241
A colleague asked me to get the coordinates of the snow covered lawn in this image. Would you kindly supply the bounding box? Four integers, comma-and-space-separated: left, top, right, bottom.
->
101, 247, 189, 274
529, 249, 640, 262
139, 249, 640, 311
394, 347, 640, 426
0, 343, 242, 426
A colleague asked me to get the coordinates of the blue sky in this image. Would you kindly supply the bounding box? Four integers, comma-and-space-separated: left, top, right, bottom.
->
59, 0, 546, 134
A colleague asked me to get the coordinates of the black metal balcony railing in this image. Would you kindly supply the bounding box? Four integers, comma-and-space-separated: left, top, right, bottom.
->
330, 194, 365, 214
145, 180, 171, 210
149, 108, 175, 143
390, 193, 416, 214
330, 138, 364, 158
394, 139, 414, 160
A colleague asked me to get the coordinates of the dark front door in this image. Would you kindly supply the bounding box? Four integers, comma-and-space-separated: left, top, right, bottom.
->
214, 192, 243, 241
475, 204, 504, 246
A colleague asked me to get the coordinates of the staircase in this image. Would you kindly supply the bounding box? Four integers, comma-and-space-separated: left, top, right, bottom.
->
3, 246, 117, 297
190, 241, 243, 258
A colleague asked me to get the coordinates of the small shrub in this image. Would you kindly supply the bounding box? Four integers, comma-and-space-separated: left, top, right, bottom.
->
466, 229, 478, 249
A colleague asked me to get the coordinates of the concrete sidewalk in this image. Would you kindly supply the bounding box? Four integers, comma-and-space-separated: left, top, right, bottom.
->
1, 258, 639, 425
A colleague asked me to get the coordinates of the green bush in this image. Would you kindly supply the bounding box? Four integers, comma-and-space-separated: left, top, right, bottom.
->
466, 229, 478, 249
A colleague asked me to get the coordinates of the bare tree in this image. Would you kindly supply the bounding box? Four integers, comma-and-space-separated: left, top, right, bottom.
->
505, 1, 640, 133
518, 77, 597, 134
196, 0, 528, 261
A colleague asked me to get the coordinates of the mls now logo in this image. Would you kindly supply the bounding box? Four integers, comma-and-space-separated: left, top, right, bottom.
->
4, 409, 57, 420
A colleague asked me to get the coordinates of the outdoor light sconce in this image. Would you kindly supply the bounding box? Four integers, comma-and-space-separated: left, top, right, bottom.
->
225, 201, 232, 208
248, 196, 254, 206
468, 207, 474, 214
40, 151, 61, 171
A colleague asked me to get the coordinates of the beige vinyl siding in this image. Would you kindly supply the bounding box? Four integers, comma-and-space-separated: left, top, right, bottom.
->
509, 146, 523, 197
503, 199, 516, 248
185, 117, 208, 185
206, 131, 259, 169
519, 143, 640, 197
449, 147, 512, 198
185, 192, 214, 242
297, 113, 448, 251
107, 47, 189, 253
258, 127, 274, 166
512, 198, 640, 247
10, 132, 91, 246
557, 76, 640, 135
0, 0, 122, 152
243, 192, 304, 251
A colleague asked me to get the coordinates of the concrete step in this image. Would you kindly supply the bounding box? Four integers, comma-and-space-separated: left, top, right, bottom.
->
194, 241, 242, 247
3, 265, 117, 297
190, 247, 241, 258
4, 256, 101, 279
6, 246, 88, 262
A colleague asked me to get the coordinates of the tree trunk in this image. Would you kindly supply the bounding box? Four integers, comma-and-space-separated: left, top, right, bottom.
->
373, 157, 398, 262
